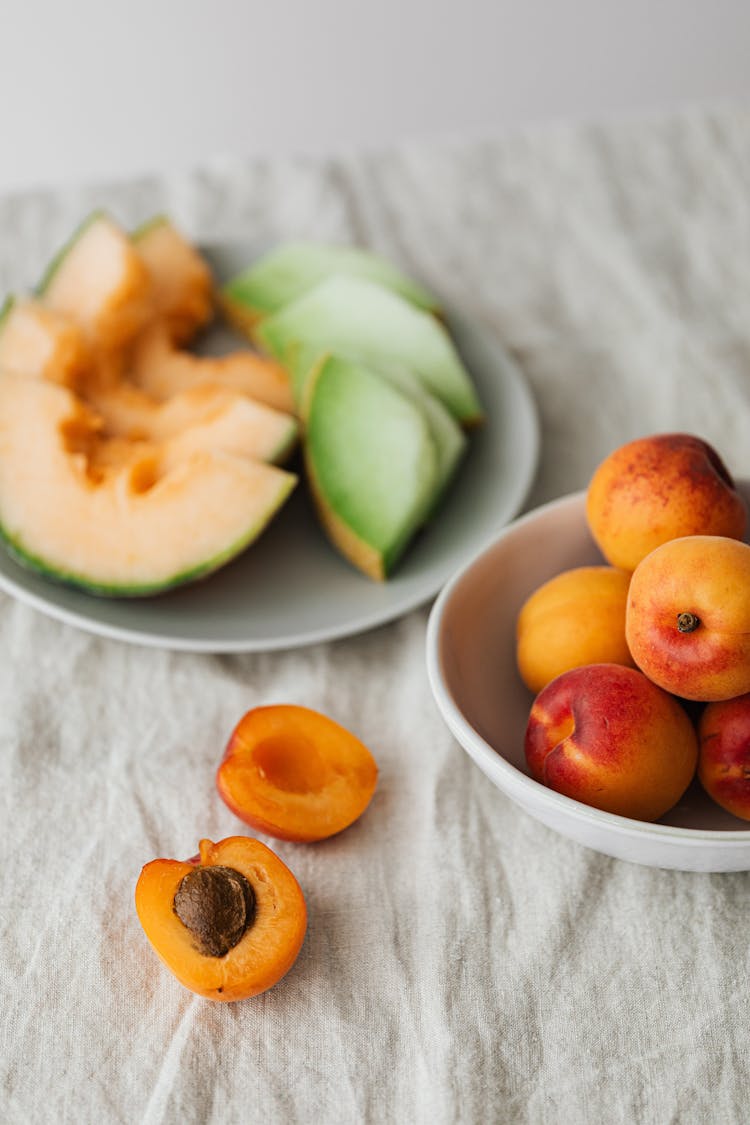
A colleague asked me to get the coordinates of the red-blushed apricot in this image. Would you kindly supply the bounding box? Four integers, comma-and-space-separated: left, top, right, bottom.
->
525, 663, 698, 821
698, 694, 750, 820
516, 565, 635, 694
216, 705, 378, 842
626, 535, 750, 702
586, 433, 746, 571
134, 836, 306, 1001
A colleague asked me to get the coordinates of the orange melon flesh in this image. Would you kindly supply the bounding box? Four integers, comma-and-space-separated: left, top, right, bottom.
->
86, 382, 298, 464
133, 217, 214, 344
135, 837, 307, 1001
41, 213, 152, 353
0, 298, 90, 387
0, 375, 296, 594
132, 325, 295, 415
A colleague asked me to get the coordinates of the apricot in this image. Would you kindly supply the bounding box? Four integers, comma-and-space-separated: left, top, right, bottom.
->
586, 433, 746, 571
698, 694, 750, 820
216, 704, 378, 842
516, 565, 635, 694
626, 535, 750, 702
525, 663, 698, 821
135, 836, 307, 1001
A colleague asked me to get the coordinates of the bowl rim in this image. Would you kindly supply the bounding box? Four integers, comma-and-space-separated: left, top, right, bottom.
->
425, 487, 750, 845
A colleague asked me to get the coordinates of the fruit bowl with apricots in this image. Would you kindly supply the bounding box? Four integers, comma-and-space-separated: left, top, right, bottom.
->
426, 434, 750, 872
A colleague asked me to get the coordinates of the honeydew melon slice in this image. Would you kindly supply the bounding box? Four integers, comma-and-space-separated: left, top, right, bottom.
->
256, 276, 483, 425
87, 382, 298, 464
374, 365, 467, 513
0, 297, 90, 387
132, 216, 214, 344
221, 241, 439, 332
131, 325, 295, 414
0, 375, 296, 595
301, 355, 439, 579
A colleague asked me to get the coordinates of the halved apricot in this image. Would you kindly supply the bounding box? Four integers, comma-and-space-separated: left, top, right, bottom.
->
134, 835, 306, 1001
216, 704, 378, 842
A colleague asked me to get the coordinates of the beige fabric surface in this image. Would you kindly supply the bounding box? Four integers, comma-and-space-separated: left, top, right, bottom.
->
2, 107, 750, 1124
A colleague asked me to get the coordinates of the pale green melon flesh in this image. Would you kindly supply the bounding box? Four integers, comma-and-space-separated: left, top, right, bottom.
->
222, 241, 439, 323
256, 276, 483, 424
303, 356, 439, 577
0, 375, 296, 596
373, 365, 466, 512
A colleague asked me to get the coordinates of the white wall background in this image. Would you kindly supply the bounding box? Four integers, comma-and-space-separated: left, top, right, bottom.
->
2, 0, 749, 193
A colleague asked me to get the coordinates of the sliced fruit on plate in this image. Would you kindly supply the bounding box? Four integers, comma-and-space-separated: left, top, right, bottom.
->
221, 240, 440, 332
255, 275, 483, 425
0, 296, 91, 387
301, 354, 439, 580
132, 215, 214, 344
0, 374, 296, 595
131, 325, 295, 415
86, 382, 298, 464
38, 212, 152, 352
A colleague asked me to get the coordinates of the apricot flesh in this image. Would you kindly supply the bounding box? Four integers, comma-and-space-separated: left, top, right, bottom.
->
626, 535, 750, 702
698, 694, 750, 820
525, 663, 698, 821
135, 836, 307, 1001
216, 705, 378, 842
586, 433, 746, 571
516, 565, 635, 694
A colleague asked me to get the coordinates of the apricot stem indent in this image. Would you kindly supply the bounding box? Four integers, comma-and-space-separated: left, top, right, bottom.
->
173, 865, 255, 957
677, 612, 700, 634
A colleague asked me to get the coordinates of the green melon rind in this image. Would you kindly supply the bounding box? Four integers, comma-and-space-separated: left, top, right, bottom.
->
0, 294, 14, 335
256, 276, 483, 425
222, 241, 440, 322
131, 214, 169, 243
0, 472, 296, 598
35, 210, 107, 297
302, 354, 439, 576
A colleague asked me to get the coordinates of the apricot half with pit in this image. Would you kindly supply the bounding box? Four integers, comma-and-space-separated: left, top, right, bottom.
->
216, 704, 378, 842
135, 835, 307, 1001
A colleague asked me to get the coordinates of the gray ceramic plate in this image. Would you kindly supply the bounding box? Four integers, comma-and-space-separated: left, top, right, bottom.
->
0, 243, 539, 652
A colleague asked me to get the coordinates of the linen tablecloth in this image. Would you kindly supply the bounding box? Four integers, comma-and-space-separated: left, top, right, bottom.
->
2, 107, 750, 1125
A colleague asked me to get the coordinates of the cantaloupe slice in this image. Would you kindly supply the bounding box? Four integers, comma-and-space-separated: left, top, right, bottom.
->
221, 241, 439, 332
131, 325, 295, 414
0, 297, 91, 387
133, 216, 214, 344
256, 276, 483, 425
87, 382, 298, 464
39, 212, 152, 353
0, 375, 296, 595
302, 355, 439, 580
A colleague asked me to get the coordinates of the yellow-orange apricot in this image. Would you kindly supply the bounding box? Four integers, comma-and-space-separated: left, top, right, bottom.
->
626, 535, 750, 702
516, 565, 635, 694
586, 433, 746, 571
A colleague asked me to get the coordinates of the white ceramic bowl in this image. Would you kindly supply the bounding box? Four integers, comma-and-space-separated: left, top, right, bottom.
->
426, 483, 750, 872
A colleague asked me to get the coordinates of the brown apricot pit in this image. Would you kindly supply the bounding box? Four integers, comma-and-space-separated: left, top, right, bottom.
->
173, 865, 255, 957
